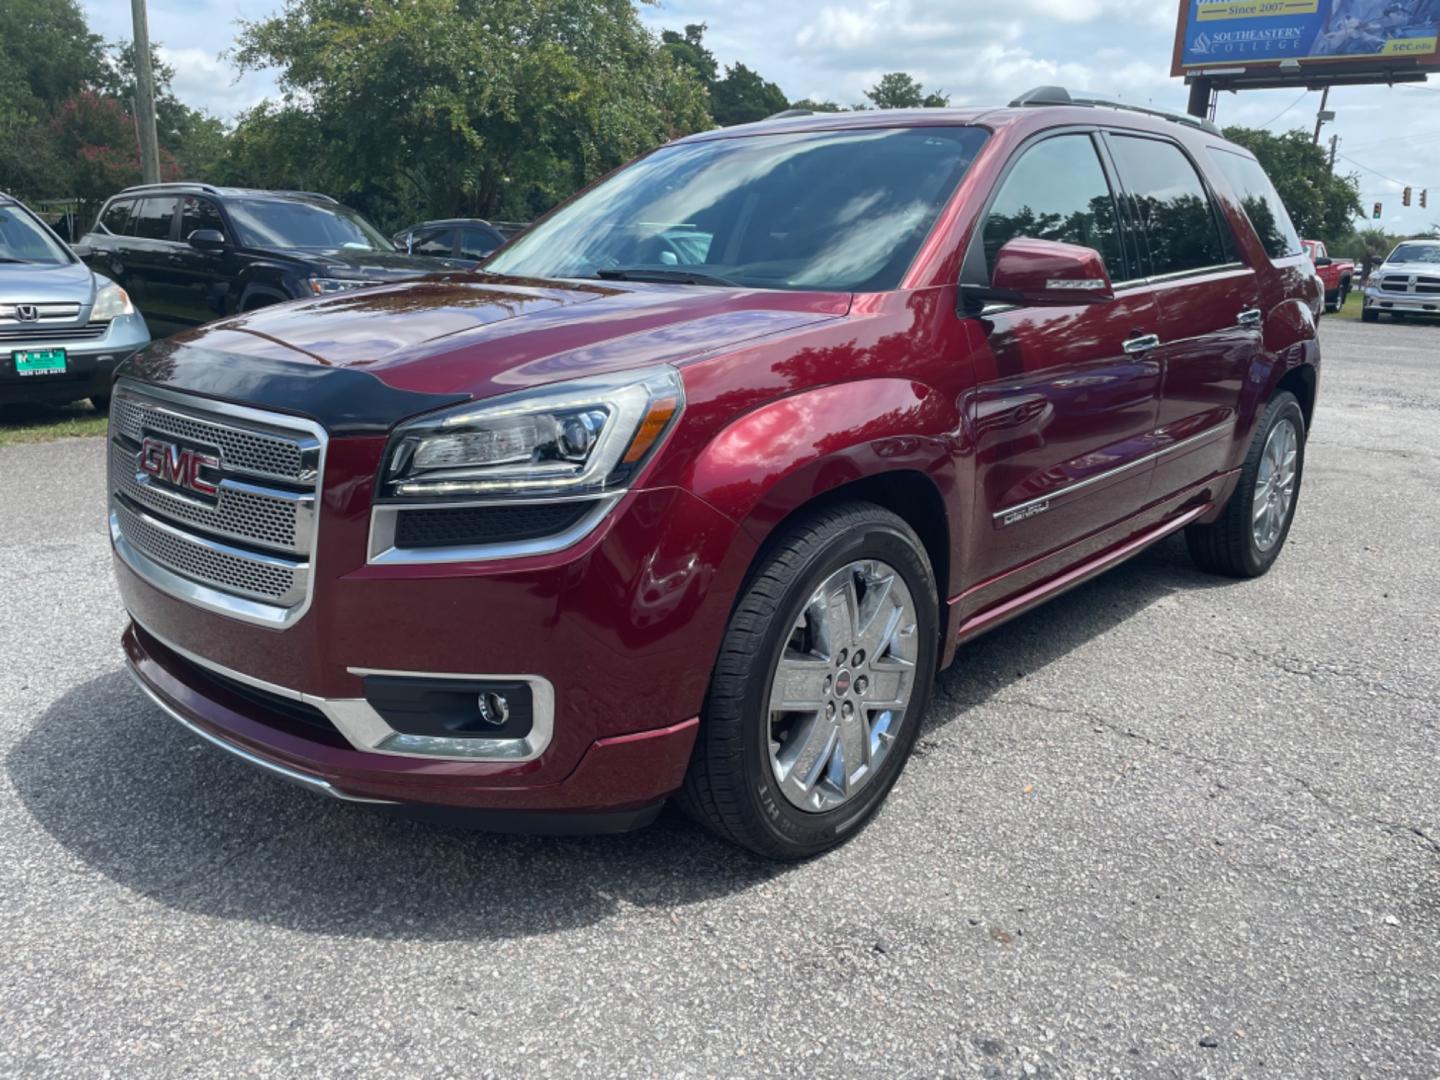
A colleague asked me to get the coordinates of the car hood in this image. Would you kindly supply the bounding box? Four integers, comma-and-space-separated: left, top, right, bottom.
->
127, 273, 850, 424
0, 259, 98, 307
258, 247, 468, 276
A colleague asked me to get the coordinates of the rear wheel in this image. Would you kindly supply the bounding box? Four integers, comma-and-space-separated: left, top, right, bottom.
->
89, 393, 111, 414
678, 502, 939, 859
1185, 391, 1305, 579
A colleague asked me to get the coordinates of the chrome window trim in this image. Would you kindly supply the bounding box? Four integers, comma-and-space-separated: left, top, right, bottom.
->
992, 423, 1233, 522
131, 617, 556, 764
366, 492, 624, 565
125, 664, 396, 804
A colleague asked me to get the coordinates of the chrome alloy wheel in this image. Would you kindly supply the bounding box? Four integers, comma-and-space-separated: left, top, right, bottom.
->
766, 559, 919, 813
1252, 417, 1299, 553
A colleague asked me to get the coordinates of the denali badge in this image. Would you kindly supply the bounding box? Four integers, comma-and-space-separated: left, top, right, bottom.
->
138, 437, 221, 498
1001, 500, 1051, 527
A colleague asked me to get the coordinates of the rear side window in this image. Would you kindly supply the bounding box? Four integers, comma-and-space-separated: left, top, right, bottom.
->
100, 199, 134, 235
460, 225, 503, 260
132, 197, 177, 241
982, 134, 1125, 280
180, 196, 225, 241
1209, 148, 1303, 260
1108, 136, 1227, 277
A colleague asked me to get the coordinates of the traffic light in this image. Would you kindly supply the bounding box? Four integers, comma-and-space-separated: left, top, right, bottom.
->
1423, 190, 1430, 210
1373, 202, 1382, 219
1403, 186, 1413, 207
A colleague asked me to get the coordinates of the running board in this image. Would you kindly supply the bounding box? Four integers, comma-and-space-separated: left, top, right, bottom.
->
954, 503, 1211, 646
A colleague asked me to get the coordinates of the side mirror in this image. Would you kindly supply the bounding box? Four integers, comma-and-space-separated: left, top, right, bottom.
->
1313, 256, 1333, 267
961, 237, 1114, 311
187, 229, 227, 250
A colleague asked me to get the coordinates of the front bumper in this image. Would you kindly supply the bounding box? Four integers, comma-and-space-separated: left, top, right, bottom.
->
0, 312, 149, 404
125, 621, 700, 823
1364, 290, 1440, 316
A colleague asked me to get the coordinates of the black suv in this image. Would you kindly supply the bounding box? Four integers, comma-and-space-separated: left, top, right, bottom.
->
78, 184, 463, 336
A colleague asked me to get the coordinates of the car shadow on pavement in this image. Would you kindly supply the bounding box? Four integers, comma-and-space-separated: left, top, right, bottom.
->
7, 536, 1237, 942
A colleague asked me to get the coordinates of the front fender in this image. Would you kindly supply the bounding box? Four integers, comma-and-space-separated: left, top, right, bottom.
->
682, 376, 965, 553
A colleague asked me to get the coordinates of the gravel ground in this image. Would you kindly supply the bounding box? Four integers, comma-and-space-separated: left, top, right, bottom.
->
1, 317, 1436, 1079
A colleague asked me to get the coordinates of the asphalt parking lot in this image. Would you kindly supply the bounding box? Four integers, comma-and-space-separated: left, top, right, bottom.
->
1, 315, 1436, 1079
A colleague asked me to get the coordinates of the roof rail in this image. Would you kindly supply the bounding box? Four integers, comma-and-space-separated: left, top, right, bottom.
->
119, 181, 221, 195
272, 189, 339, 205
1008, 85, 1222, 136
766, 108, 816, 120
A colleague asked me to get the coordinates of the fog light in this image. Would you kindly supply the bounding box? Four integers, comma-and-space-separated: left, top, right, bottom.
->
477, 691, 510, 726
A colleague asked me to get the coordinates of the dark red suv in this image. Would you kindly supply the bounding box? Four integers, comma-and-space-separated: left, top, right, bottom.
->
113, 87, 1320, 858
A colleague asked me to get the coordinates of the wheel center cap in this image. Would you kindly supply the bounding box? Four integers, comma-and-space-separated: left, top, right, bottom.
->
834, 670, 853, 696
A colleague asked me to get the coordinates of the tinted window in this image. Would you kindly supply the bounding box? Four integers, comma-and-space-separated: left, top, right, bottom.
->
410, 227, 453, 257
1209, 148, 1302, 260
981, 135, 1124, 279
460, 225, 503, 260
180, 196, 225, 241
100, 199, 134, 235
1109, 136, 1226, 276
132, 197, 177, 241
487, 126, 989, 292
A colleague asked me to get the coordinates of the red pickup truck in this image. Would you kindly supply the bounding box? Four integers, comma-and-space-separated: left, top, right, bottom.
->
111, 89, 1322, 858
1303, 240, 1355, 312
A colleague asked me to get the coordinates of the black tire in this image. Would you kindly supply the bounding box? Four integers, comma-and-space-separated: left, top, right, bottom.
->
89, 393, 111, 414
1337, 279, 1350, 308
1361, 307, 1379, 323
1185, 391, 1306, 579
677, 501, 939, 860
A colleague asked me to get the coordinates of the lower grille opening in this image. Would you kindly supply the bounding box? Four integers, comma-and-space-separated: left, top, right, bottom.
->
393, 502, 592, 549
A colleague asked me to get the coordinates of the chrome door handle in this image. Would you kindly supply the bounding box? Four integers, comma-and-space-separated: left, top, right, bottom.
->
1237, 308, 1262, 327
1122, 333, 1161, 356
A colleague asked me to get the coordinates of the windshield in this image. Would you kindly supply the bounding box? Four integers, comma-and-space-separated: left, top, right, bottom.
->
1386, 242, 1440, 265
0, 202, 72, 265
486, 126, 989, 292
226, 199, 394, 252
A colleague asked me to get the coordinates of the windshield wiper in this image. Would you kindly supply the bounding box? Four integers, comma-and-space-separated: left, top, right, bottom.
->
595, 266, 740, 287
0, 257, 27, 263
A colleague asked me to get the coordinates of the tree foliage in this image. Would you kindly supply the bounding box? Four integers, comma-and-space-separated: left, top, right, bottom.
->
232, 0, 712, 225
864, 72, 949, 110
1220, 126, 1362, 247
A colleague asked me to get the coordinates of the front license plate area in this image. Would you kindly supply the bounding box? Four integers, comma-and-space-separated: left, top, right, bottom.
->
13, 348, 69, 376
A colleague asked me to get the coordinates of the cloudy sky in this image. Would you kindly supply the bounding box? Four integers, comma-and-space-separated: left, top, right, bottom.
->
81, 0, 1440, 234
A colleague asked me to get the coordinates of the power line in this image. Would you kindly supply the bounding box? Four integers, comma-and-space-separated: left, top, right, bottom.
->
1337, 153, 1411, 188
1259, 90, 1310, 128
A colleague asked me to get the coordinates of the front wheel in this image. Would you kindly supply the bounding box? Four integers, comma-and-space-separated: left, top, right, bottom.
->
678, 502, 939, 859
1361, 307, 1380, 323
1185, 391, 1306, 578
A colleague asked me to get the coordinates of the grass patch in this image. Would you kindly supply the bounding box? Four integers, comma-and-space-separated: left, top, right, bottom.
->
1328, 288, 1364, 322
0, 400, 108, 447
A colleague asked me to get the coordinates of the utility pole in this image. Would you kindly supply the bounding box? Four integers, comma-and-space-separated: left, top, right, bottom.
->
1312, 86, 1332, 145
1328, 133, 1339, 172
130, 0, 161, 184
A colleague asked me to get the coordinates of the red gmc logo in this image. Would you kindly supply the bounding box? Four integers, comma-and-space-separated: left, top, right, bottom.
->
138, 437, 220, 498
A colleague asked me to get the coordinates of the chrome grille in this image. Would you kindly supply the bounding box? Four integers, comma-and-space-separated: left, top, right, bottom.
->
0, 324, 107, 344
108, 382, 325, 628
1381, 275, 1410, 292
0, 301, 82, 324
111, 391, 316, 482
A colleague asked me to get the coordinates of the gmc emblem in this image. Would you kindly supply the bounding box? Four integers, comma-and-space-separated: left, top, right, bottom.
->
138, 437, 221, 498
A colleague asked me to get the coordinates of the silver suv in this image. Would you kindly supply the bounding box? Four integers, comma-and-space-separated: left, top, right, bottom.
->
1362, 239, 1440, 323
0, 192, 150, 411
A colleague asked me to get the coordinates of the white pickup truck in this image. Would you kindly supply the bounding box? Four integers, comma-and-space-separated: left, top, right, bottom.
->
1362, 239, 1440, 323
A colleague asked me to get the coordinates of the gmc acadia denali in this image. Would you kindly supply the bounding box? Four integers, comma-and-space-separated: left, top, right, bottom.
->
114, 88, 1321, 858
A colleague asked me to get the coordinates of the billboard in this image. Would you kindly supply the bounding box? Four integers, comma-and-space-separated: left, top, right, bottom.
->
1172, 0, 1440, 75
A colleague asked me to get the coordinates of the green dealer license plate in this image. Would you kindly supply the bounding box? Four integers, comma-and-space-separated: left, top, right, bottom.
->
13, 348, 68, 376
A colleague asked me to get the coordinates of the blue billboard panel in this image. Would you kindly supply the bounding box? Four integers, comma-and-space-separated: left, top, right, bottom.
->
1175, 0, 1440, 69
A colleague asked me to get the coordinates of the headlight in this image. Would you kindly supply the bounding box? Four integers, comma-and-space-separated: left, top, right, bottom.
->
380, 366, 684, 501
308, 276, 380, 295
91, 281, 133, 321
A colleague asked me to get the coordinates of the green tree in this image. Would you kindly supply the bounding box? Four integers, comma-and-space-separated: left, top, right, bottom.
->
864, 72, 949, 110
791, 98, 844, 113
1220, 127, 1362, 246
711, 62, 789, 126
102, 43, 228, 179
0, 0, 106, 124
234, 0, 711, 226
660, 24, 717, 87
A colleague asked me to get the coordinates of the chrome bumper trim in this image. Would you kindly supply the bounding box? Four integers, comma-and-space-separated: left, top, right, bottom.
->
125, 663, 396, 804
131, 617, 556, 763
366, 492, 624, 565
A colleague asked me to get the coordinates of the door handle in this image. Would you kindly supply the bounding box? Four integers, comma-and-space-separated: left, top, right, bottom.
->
1122, 333, 1161, 356
1237, 308, 1262, 327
